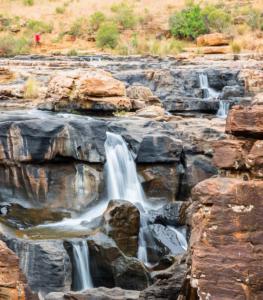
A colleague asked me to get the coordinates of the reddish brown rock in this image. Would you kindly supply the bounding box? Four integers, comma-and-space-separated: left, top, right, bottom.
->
239, 69, 263, 93
196, 33, 232, 46
190, 178, 263, 300
246, 140, 263, 177
213, 139, 252, 169
226, 105, 263, 137
0, 240, 36, 300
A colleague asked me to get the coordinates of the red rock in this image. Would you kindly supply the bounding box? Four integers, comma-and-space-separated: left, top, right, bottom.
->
196, 33, 232, 46
226, 105, 263, 137
190, 178, 263, 299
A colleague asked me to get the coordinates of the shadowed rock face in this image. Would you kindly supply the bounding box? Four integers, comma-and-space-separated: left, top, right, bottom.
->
0, 240, 37, 300
5, 238, 72, 295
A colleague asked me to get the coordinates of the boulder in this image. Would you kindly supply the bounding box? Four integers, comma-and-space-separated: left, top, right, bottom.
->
252, 93, 263, 105
220, 85, 245, 99
5, 238, 72, 295
201, 46, 230, 54
0, 240, 37, 300
135, 106, 168, 120
126, 85, 162, 110
226, 105, 263, 137
44, 69, 131, 112
86, 233, 150, 290
45, 287, 140, 300
196, 33, 232, 46
101, 200, 140, 257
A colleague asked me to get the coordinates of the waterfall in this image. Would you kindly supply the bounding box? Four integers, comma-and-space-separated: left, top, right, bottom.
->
217, 100, 230, 119
104, 132, 145, 205
199, 73, 219, 99
168, 226, 188, 252
71, 240, 93, 291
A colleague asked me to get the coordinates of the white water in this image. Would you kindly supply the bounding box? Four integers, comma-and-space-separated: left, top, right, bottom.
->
217, 100, 230, 119
199, 73, 219, 99
71, 240, 93, 291
168, 226, 188, 252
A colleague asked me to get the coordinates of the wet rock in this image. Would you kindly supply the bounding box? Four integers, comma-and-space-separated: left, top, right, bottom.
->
45, 287, 140, 300
0, 240, 37, 300
139, 164, 180, 202
139, 256, 187, 300
0, 163, 102, 210
226, 105, 263, 137
0, 203, 70, 229
196, 33, 232, 46
148, 202, 189, 226
220, 85, 245, 99
101, 200, 140, 257
136, 134, 183, 163
87, 233, 150, 290
190, 177, 263, 299
5, 238, 71, 295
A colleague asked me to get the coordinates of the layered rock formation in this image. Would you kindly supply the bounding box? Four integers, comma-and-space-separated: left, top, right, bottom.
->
190, 103, 263, 299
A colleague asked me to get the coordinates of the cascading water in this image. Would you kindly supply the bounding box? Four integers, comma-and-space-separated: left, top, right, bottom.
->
199, 73, 219, 99
217, 100, 230, 119
71, 240, 93, 291
104, 132, 153, 265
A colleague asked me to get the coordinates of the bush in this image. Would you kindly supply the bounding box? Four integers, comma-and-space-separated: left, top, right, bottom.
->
23, 0, 34, 6
27, 19, 53, 33
231, 41, 241, 53
89, 11, 106, 32
96, 22, 119, 49
0, 35, 31, 56
202, 4, 231, 32
169, 4, 207, 40
24, 77, 39, 99
68, 18, 88, 38
246, 9, 262, 30
111, 1, 137, 29
55, 7, 66, 14
67, 49, 78, 56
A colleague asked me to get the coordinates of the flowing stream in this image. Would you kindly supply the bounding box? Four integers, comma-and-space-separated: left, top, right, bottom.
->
71, 240, 93, 291
217, 100, 230, 119
199, 73, 219, 99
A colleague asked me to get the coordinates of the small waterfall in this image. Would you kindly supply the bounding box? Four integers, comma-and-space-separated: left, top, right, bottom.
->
168, 226, 188, 252
71, 240, 93, 291
104, 132, 145, 205
217, 100, 230, 119
199, 73, 219, 99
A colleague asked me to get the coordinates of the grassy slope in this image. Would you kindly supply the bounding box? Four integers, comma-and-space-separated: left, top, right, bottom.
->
0, 0, 262, 55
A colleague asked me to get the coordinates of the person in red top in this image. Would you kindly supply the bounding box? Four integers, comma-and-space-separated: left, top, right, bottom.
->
34, 33, 41, 46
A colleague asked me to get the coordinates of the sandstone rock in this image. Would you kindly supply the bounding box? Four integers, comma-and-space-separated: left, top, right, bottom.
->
44, 69, 131, 112
45, 287, 140, 300
238, 69, 263, 93
196, 33, 232, 46
246, 140, 263, 177
190, 177, 263, 299
0, 68, 16, 83
0, 240, 37, 300
101, 200, 140, 257
213, 139, 252, 169
252, 92, 263, 105
86, 233, 150, 290
201, 46, 230, 54
126, 85, 162, 110
6, 238, 71, 295
226, 105, 263, 137
135, 106, 168, 120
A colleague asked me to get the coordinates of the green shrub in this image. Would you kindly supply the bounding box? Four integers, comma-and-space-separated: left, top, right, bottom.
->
246, 9, 262, 30
24, 77, 39, 99
231, 41, 241, 53
23, 0, 34, 6
169, 4, 207, 40
96, 22, 119, 49
89, 11, 106, 32
67, 49, 78, 56
68, 18, 88, 37
55, 7, 66, 14
202, 4, 231, 32
0, 35, 31, 56
27, 19, 53, 33
111, 1, 137, 29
